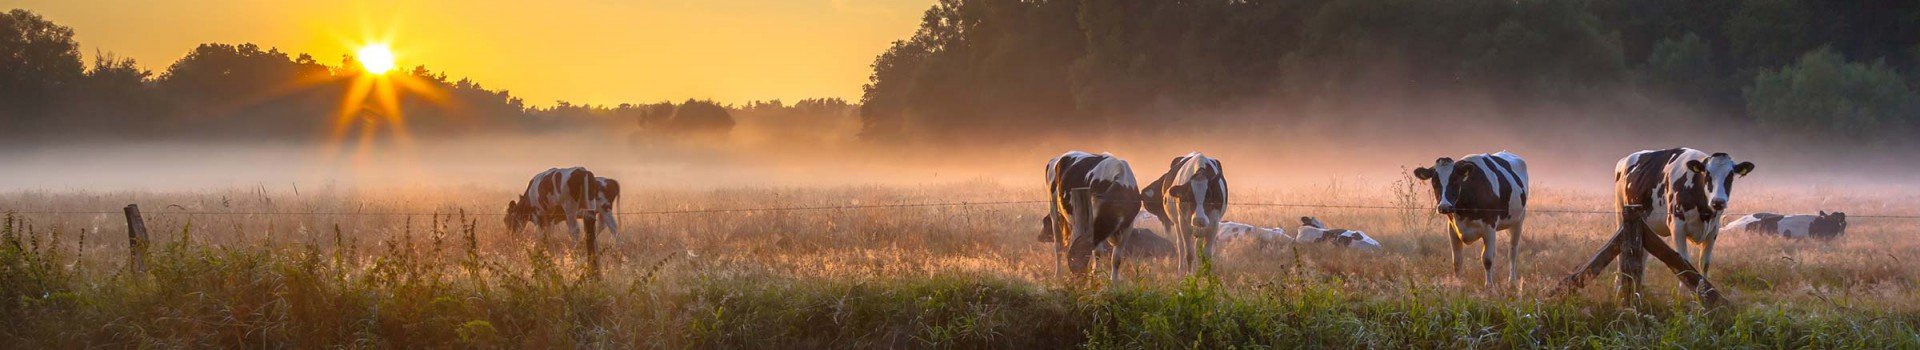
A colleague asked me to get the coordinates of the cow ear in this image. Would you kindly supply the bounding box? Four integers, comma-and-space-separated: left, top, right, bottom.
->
1413, 167, 1435, 180
1734, 162, 1755, 176
1686, 160, 1707, 173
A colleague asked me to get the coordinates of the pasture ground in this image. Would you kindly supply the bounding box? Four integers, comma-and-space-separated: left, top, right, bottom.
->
2, 180, 1917, 348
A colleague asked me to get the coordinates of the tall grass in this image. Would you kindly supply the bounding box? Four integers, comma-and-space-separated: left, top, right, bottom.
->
1, 182, 1917, 347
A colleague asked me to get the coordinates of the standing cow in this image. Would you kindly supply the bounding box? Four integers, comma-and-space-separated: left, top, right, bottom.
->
1615, 148, 1754, 284
506, 167, 608, 242
1414, 151, 1529, 287
1044, 151, 1144, 281
1142, 152, 1228, 275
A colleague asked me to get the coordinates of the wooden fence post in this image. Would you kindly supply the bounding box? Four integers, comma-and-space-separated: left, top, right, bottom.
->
1616, 209, 1646, 305
124, 204, 149, 274
583, 215, 600, 280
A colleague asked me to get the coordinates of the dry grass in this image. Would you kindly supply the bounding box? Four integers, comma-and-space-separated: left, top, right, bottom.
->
1, 179, 1916, 348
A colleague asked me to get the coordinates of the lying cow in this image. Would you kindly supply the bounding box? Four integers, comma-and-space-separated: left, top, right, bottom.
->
506, 167, 610, 242
1721, 211, 1846, 240
1294, 217, 1382, 251
1216, 221, 1290, 242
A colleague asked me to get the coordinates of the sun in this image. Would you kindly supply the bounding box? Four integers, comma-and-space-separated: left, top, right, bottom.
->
356, 44, 396, 75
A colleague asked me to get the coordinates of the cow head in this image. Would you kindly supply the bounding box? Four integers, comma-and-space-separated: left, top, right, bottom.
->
504, 199, 533, 234
1299, 216, 1327, 229
1685, 153, 1754, 212
1413, 157, 1468, 215
1811, 211, 1848, 238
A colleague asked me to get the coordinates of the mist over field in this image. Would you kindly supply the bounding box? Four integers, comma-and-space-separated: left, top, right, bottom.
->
5, 2, 1920, 348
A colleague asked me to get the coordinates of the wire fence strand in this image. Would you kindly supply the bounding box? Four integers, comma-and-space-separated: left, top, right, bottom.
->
5, 199, 1920, 219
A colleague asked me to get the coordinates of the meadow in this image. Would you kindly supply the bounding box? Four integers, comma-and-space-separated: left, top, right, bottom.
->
2, 178, 1917, 348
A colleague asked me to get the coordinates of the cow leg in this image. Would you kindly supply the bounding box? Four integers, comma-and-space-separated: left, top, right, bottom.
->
1482, 228, 1499, 287
1449, 227, 1466, 281
1507, 225, 1524, 287
564, 214, 583, 241
1108, 230, 1127, 284
1169, 222, 1188, 275
1670, 220, 1691, 293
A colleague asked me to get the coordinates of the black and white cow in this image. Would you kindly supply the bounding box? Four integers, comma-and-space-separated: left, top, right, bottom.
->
1614, 148, 1754, 279
506, 167, 607, 241
1721, 211, 1845, 239
1294, 217, 1383, 250
1142, 152, 1228, 275
1215, 221, 1289, 242
1414, 151, 1529, 286
1044, 151, 1144, 281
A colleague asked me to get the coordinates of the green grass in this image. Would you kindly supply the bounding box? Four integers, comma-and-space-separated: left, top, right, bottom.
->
4, 217, 1914, 349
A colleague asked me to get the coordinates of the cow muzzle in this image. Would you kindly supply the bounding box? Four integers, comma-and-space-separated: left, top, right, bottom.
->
1710, 200, 1727, 211
1436, 203, 1455, 215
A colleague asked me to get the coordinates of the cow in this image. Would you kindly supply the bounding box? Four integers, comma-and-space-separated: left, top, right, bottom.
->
1614, 148, 1754, 284
1215, 222, 1290, 242
1413, 151, 1529, 286
1721, 211, 1846, 239
1294, 217, 1383, 250
506, 167, 607, 242
1142, 152, 1228, 275
1044, 151, 1144, 281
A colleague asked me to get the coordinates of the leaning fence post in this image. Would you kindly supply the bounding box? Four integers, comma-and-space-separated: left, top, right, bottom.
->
124, 204, 149, 274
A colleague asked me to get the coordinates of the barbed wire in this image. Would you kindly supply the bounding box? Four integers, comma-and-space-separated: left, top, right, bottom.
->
4, 199, 1918, 219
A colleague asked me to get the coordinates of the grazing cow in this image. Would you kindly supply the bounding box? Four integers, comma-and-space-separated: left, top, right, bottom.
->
1044, 151, 1144, 281
1721, 211, 1846, 239
1142, 152, 1228, 275
1295, 217, 1383, 250
1413, 151, 1529, 286
1614, 148, 1754, 280
1216, 222, 1290, 242
506, 167, 605, 241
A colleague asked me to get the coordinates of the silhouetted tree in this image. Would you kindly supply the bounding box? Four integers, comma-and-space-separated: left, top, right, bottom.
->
1747, 48, 1916, 143
0, 9, 84, 135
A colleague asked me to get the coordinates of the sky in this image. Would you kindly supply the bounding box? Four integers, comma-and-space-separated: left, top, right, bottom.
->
8, 0, 932, 106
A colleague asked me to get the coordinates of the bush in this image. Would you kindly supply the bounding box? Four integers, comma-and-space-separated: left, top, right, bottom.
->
1746, 48, 1917, 143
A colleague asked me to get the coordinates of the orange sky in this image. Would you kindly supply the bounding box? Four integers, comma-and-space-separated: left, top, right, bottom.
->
11, 0, 932, 106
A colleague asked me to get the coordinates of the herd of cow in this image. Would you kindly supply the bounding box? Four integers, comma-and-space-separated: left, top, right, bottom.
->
494, 148, 1849, 295
1039, 148, 1849, 290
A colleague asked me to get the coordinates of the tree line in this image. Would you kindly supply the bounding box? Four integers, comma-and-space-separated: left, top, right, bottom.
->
0, 9, 851, 146
857, 0, 1920, 145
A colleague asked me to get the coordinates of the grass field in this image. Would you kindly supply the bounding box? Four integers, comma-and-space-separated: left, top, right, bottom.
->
2, 179, 1917, 348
